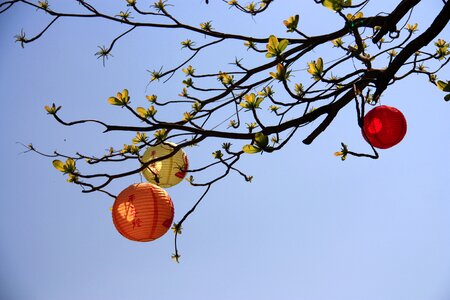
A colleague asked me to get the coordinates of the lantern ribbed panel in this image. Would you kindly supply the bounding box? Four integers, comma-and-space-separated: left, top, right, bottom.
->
363, 105, 407, 149
141, 142, 188, 188
112, 183, 174, 242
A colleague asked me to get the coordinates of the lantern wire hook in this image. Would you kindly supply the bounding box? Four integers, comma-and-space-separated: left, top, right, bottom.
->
348, 84, 379, 159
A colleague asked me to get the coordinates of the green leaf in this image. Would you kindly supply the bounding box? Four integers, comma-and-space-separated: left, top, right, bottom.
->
136, 107, 148, 118
67, 174, 78, 183
254, 132, 269, 149
154, 129, 168, 141
254, 97, 264, 108
64, 158, 76, 173
268, 35, 278, 48
182, 112, 193, 122
270, 63, 291, 81
322, 0, 339, 11
182, 65, 195, 76
445, 93, 450, 101
322, 0, 351, 11
132, 132, 148, 144
265, 35, 278, 58
240, 93, 264, 110
265, 35, 289, 58
278, 39, 289, 53
171, 223, 183, 234
171, 253, 181, 263
316, 57, 323, 72
146, 95, 157, 103
52, 160, 65, 172
212, 150, 223, 159
108, 90, 130, 106
44, 103, 61, 114
331, 38, 344, 47
108, 97, 122, 106
307, 57, 323, 81
121, 89, 129, 99
243, 144, 262, 154
437, 80, 450, 92
192, 101, 202, 112
182, 78, 193, 87
283, 15, 299, 32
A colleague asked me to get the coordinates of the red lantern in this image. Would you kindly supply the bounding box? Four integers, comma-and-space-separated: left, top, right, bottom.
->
363, 105, 407, 149
112, 183, 174, 242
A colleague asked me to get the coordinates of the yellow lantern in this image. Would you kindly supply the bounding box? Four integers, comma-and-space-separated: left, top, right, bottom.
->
141, 142, 188, 188
112, 182, 174, 242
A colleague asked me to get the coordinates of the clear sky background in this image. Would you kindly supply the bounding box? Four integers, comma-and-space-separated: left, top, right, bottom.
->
1, 1, 450, 300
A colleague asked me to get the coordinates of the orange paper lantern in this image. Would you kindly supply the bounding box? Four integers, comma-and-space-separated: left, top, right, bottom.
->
363, 105, 407, 149
112, 183, 174, 242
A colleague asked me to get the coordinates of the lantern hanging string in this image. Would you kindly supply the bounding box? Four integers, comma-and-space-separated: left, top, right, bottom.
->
336, 85, 379, 160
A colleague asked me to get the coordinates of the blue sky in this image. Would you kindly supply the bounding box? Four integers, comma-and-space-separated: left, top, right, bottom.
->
1, 1, 450, 300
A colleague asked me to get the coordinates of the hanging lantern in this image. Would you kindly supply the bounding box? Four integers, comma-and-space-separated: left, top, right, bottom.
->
141, 142, 188, 188
363, 105, 407, 149
112, 183, 174, 242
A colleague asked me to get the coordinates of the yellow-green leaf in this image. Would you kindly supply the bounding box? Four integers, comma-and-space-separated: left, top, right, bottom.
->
182, 112, 193, 122
182, 65, 195, 76
316, 57, 323, 72
270, 63, 291, 81
437, 80, 450, 92
243, 144, 262, 154
121, 89, 129, 99
278, 39, 289, 52
146, 95, 157, 103
283, 15, 299, 32
154, 129, 168, 141
268, 35, 279, 48
346, 12, 363, 20
445, 94, 450, 101
322, 0, 352, 11
67, 174, 78, 183
307, 57, 323, 81
136, 107, 148, 118
65, 158, 76, 173
52, 160, 65, 172
108, 97, 122, 106
132, 132, 148, 144
254, 132, 269, 149
331, 38, 344, 47
265, 35, 289, 58
44, 103, 61, 114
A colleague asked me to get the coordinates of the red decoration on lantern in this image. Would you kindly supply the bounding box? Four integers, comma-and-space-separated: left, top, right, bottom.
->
363, 105, 407, 149
112, 183, 174, 242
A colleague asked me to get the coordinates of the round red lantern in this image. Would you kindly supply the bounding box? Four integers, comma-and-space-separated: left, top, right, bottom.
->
112, 183, 174, 242
363, 105, 407, 149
